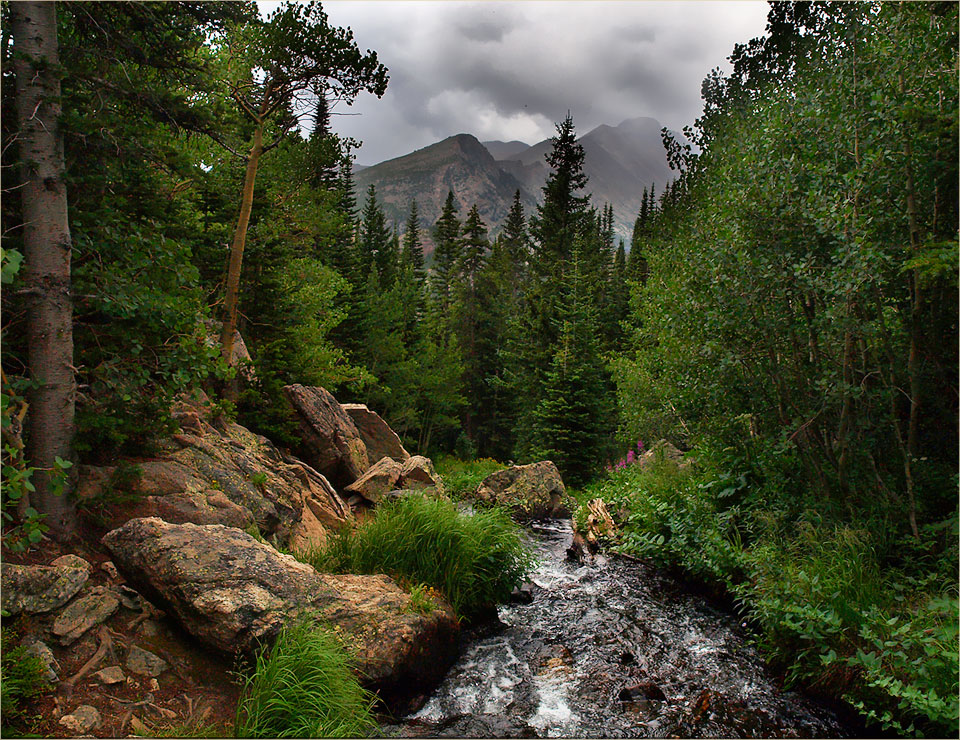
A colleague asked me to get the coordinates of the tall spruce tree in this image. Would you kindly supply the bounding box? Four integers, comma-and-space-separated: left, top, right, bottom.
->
431, 191, 461, 310
453, 204, 490, 443
531, 241, 614, 484
359, 184, 390, 280
512, 114, 594, 456
402, 199, 425, 278
477, 194, 529, 458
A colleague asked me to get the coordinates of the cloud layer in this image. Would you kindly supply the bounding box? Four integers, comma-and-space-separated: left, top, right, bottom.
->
296, 1, 769, 164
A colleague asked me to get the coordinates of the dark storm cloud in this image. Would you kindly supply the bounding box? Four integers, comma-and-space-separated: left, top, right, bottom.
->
456, 18, 512, 43
309, 1, 769, 164
614, 23, 658, 43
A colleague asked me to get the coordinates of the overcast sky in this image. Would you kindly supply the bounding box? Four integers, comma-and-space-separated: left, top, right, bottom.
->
263, 1, 770, 165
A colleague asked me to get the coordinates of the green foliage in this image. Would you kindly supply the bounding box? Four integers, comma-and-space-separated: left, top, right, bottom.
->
1, 378, 73, 551
302, 494, 533, 621
433, 455, 506, 498
234, 619, 376, 739
618, 1, 958, 516
530, 245, 615, 485
0, 628, 48, 729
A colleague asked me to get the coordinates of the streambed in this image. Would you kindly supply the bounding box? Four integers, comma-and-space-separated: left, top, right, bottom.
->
380, 519, 853, 738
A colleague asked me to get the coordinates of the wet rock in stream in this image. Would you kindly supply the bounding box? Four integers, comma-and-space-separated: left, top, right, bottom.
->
380, 518, 851, 739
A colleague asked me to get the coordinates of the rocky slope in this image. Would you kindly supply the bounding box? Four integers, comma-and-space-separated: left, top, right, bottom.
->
356, 116, 675, 250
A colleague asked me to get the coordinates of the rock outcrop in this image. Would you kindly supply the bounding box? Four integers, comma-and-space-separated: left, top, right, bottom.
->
345, 457, 402, 503
1, 558, 91, 616
474, 461, 568, 518
76, 418, 350, 552
283, 385, 370, 486
342, 403, 410, 465
102, 518, 459, 704
399, 455, 444, 494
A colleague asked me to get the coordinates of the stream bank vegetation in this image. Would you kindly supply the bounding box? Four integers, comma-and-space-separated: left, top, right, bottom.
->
235, 618, 377, 738
301, 494, 534, 622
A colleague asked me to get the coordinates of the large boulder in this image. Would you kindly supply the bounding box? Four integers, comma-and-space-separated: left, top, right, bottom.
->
283, 385, 370, 486
1, 557, 91, 616
399, 455, 444, 494
474, 461, 568, 518
344, 457, 403, 504
342, 403, 410, 465
637, 440, 691, 471
76, 418, 350, 552
102, 518, 459, 706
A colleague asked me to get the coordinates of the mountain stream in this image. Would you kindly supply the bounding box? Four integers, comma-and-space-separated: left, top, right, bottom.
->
380, 519, 854, 738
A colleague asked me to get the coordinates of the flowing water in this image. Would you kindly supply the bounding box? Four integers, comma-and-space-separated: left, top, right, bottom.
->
381, 519, 851, 738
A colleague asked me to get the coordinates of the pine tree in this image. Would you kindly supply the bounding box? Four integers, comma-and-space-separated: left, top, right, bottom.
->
431, 191, 461, 310
501, 190, 531, 283
477, 196, 529, 458
628, 186, 652, 283
359, 184, 390, 280
307, 85, 338, 188
530, 242, 614, 485
452, 204, 490, 443
459, 204, 489, 288
529, 114, 590, 271
512, 114, 594, 456
402, 199, 425, 278
609, 239, 630, 337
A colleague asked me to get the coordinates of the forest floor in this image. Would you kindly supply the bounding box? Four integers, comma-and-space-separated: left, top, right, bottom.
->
4, 532, 240, 738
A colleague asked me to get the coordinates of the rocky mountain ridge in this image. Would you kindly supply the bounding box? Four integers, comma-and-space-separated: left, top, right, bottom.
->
355, 116, 675, 251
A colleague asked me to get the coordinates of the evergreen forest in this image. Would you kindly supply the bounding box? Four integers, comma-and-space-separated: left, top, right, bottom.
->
1, 1, 957, 737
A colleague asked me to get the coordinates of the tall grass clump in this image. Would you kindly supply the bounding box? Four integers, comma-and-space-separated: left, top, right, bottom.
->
304, 494, 533, 620
234, 619, 375, 738
433, 455, 506, 498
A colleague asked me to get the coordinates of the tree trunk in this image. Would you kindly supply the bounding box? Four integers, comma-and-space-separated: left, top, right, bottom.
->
220, 121, 264, 398
11, 1, 78, 540
900, 71, 922, 539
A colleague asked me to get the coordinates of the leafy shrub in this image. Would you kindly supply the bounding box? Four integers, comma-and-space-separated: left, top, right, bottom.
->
302, 494, 533, 620
235, 619, 375, 738
2, 377, 73, 551
432, 455, 507, 499
830, 595, 959, 737
0, 628, 48, 729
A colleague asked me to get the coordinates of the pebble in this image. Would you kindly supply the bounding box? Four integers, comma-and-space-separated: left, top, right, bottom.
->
93, 665, 125, 685
100, 560, 121, 581
58, 705, 101, 734
52, 586, 121, 645
126, 645, 169, 677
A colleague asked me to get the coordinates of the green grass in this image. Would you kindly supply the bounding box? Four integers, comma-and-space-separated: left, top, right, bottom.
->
234, 619, 376, 738
302, 493, 533, 621
432, 455, 507, 499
